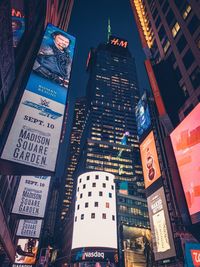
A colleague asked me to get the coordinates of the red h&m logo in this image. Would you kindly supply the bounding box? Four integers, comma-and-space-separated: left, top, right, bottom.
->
191, 250, 200, 266
110, 38, 128, 48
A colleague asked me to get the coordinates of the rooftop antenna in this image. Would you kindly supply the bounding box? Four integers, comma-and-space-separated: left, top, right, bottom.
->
107, 18, 111, 42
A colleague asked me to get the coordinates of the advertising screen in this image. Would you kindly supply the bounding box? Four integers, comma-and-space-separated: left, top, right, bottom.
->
16, 219, 42, 238
12, 176, 50, 218
140, 131, 161, 189
122, 225, 152, 267
135, 92, 151, 139
147, 187, 176, 261
1, 24, 75, 171
185, 243, 200, 267
14, 238, 38, 265
170, 103, 200, 223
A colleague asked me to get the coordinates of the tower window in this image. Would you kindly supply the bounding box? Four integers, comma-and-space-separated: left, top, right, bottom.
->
85, 202, 89, 208
102, 213, 106, 219
91, 213, 95, 219
88, 192, 92, 197
81, 214, 84, 220
99, 191, 103, 196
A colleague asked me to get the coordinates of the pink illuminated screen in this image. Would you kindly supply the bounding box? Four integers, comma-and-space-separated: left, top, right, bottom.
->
170, 104, 200, 217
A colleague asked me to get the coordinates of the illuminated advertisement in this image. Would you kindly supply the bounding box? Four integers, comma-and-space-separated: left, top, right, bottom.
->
170, 103, 200, 223
122, 225, 152, 267
147, 187, 176, 261
140, 131, 161, 189
11, 0, 25, 48
1, 24, 75, 171
135, 92, 151, 139
12, 176, 50, 218
185, 243, 200, 267
14, 238, 38, 265
109, 36, 128, 48
16, 220, 42, 238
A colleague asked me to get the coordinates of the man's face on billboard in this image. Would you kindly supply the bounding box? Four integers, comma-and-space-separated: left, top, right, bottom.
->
54, 34, 70, 51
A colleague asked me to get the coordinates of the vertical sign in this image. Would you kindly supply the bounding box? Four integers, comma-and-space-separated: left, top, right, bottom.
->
1, 24, 75, 171
12, 176, 50, 218
16, 219, 42, 238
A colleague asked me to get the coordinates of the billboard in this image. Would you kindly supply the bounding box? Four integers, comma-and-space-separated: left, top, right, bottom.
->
1, 24, 75, 172
135, 92, 151, 139
170, 103, 200, 223
185, 243, 200, 267
140, 131, 161, 189
147, 187, 176, 261
16, 219, 42, 238
12, 176, 50, 218
122, 225, 152, 267
14, 238, 38, 265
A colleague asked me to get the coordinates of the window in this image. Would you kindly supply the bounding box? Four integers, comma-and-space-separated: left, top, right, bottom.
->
196, 34, 200, 50
91, 213, 95, 219
174, 67, 182, 81
109, 193, 112, 198
166, 9, 174, 25
152, 8, 158, 19
79, 178, 82, 183
81, 214, 84, 220
162, 1, 168, 14
188, 15, 199, 35
88, 192, 92, 197
181, 84, 189, 98
95, 202, 98, 207
95, 175, 99, 179
77, 187, 79, 192
112, 215, 115, 221
80, 193, 83, 198
99, 191, 103, 196
163, 39, 170, 53
77, 204, 80, 210
111, 185, 114, 190
184, 105, 193, 117
87, 176, 90, 180
155, 16, 161, 28
85, 202, 89, 208
92, 183, 96, 187
190, 67, 200, 89
177, 35, 187, 53
75, 216, 77, 222
172, 22, 180, 38
102, 213, 106, 219
83, 184, 86, 189
158, 26, 166, 40
182, 4, 191, 20
102, 183, 106, 188
168, 52, 176, 65
106, 202, 109, 208
106, 176, 109, 181
183, 49, 194, 69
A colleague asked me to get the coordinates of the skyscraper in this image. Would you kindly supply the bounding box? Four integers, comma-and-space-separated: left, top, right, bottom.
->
130, 0, 200, 123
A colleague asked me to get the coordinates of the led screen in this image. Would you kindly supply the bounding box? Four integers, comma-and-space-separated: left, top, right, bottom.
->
122, 225, 152, 267
170, 104, 200, 223
14, 238, 38, 265
140, 131, 161, 189
135, 92, 151, 138
147, 187, 176, 261
1, 24, 75, 171
12, 176, 50, 218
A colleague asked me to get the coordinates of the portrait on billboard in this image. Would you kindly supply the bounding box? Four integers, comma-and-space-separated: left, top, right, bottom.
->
140, 131, 161, 189
170, 104, 200, 223
14, 238, 38, 264
33, 24, 75, 88
135, 92, 151, 139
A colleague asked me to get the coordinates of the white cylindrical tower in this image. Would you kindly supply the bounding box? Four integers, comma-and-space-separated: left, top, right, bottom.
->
71, 171, 118, 264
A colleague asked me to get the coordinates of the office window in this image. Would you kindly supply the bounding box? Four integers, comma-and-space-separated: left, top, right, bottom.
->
102, 183, 106, 188
172, 22, 180, 38
86, 176, 90, 180
102, 213, 106, 219
91, 213, 95, 219
163, 39, 170, 53
83, 184, 86, 189
81, 214, 84, 220
85, 202, 89, 208
99, 191, 103, 196
166, 9, 174, 25
168, 52, 176, 65
92, 183, 96, 187
155, 16, 161, 28
106, 202, 110, 208
109, 193, 112, 198
181, 84, 189, 98
188, 15, 199, 35
182, 4, 191, 20
106, 176, 109, 181
190, 67, 200, 89
152, 8, 158, 19
112, 215, 115, 221
111, 185, 114, 190
79, 178, 82, 183
162, 1, 168, 14
77, 204, 80, 210
158, 26, 166, 40
95, 202, 98, 207
80, 193, 83, 198
177, 35, 187, 53
75, 216, 77, 222
183, 49, 194, 69
77, 187, 79, 192
88, 192, 92, 197
95, 175, 99, 179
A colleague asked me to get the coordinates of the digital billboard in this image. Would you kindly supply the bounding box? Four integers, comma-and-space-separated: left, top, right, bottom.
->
147, 187, 176, 261
1, 24, 75, 171
170, 103, 200, 223
185, 243, 200, 267
122, 225, 152, 267
14, 238, 38, 265
12, 176, 50, 218
140, 131, 161, 189
135, 92, 151, 139
16, 219, 42, 238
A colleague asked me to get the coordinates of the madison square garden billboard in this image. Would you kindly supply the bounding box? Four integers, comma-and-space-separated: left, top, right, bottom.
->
147, 187, 176, 261
1, 24, 75, 172
16, 219, 42, 239
170, 103, 200, 224
140, 131, 161, 189
12, 176, 50, 218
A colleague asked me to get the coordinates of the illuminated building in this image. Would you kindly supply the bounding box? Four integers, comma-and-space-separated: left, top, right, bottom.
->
130, 0, 200, 124
60, 97, 87, 219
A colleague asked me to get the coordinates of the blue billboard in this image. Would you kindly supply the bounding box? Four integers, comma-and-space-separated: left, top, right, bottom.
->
185, 243, 200, 267
1, 24, 75, 171
135, 92, 151, 139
